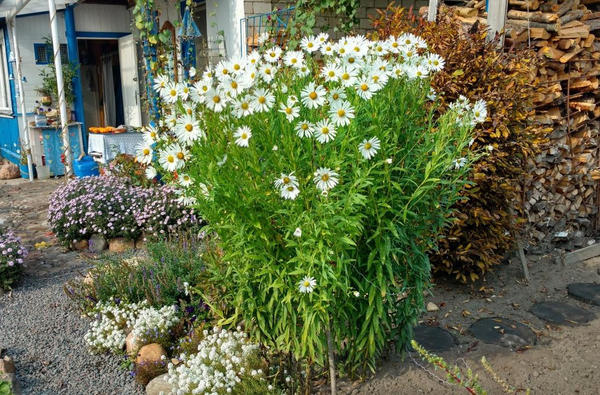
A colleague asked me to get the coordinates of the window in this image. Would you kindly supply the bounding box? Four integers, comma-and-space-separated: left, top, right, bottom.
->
0, 29, 12, 113
34, 43, 67, 65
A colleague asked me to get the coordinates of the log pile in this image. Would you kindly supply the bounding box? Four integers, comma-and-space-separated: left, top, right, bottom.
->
436, 0, 600, 247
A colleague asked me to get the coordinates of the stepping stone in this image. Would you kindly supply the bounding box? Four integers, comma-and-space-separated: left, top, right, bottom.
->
468, 317, 536, 349
412, 325, 457, 353
567, 283, 600, 306
530, 301, 596, 325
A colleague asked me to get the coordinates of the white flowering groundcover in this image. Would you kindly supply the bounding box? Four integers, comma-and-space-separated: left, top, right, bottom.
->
138, 33, 485, 372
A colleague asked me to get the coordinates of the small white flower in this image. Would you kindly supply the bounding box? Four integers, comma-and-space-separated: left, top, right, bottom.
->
234, 126, 252, 147
189, 66, 197, 77
300, 35, 320, 52
359, 137, 381, 160
329, 100, 355, 127
313, 167, 339, 191
136, 143, 153, 165
295, 120, 313, 138
353, 290, 360, 297
183, 282, 190, 296
452, 157, 467, 169
145, 166, 157, 180
272, 145, 278, 151
385, 158, 393, 164
314, 119, 336, 143
298, 276, 316, 293
281, 184, 300, 200
257, 32, 270, 45
472, 99, 487, 124
293, 227, 302, 237
301, 82, 326, 109
179, 173, 193, 187
278, 98, 300, 122
486, 144, 494, 152
274, 173, 299, 189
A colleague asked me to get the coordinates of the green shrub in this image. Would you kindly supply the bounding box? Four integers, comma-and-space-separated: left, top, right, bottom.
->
143, 34, 481, 373
371, 6, 548, 281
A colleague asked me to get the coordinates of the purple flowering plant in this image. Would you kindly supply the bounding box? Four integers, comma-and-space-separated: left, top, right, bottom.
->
0, 228, 28, 290
48, 176, 199, 245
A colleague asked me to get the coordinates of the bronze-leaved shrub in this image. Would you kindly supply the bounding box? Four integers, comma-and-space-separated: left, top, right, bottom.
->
371, 6, 548, 281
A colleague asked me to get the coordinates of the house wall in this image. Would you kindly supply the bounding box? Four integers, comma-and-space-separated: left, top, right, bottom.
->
206, 0, 245, 58
73, 3, 130, 34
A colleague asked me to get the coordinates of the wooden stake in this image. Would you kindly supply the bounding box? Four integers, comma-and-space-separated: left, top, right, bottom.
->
327, 326, 337, 395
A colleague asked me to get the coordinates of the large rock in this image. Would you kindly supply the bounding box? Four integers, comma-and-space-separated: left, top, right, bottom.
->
109, 238, 135, 253
126, 332, 141, 356
136, 343, 167, 366
71, 239, 89, 251
0, 163, 20, 180
146, 373, 173, 395
88, 234, 107, 253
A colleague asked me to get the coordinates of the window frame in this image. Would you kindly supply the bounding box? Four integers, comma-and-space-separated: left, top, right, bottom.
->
0, 29, 13, 115
34, 42, 68, 65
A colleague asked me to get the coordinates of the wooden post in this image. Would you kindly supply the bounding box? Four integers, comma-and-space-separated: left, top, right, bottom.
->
428, 0, 439, 22
487, 0, 508, 43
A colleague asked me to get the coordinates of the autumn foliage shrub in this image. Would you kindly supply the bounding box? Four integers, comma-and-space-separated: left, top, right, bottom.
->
372, 6, 548, 281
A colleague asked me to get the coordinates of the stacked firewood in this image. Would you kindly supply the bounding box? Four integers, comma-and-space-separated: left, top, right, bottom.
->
424, 0, 600, 246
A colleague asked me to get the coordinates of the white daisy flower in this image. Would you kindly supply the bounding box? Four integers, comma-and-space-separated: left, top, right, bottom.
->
177, 195, 197, 206
322, 63, 340, 82
317, 32, 329, 44
359, 137, 381, 160
426, 53, 445, 72
313, 119, 336, 143
247, 50, 261, 66
179, 173, 193, 187
161, 82, 179, 103
143, 125, 159, 144
136, 142, 153, 165
257, 32, 270, 45
339, 65, 358, 87
215, 60, 232, 81
278, 98, 300, 122
452, 157, 467, 170
178, 82, 191, 101
264, 46, 282, 63
188, 66, 197, 77
274, 173, 299, 189
182, 103, 195, 116
191, 78, 211, 104
472, 99, 487, 124
205, 89, 227, 112
407, 64, 429, 79
293, 227, 302, 237
329, 100, 355, 127
320, 42, 335, 56
283, 50, 305, 69
295, 120, 314, 138
159, 148, 180, 172
199, 182, 211, 198
259, 63, 277, 83
175, 114, 204, 144
301, 82, 326, 109
296, 64, 311, 77
281, 184, 300, 200
221, 74, 249, 98
298, 276, 316, 293
370, 41, 389, 56
217, 154, 227, 166
169, 143, 189, 164
145, 166, 157, 180
233, 96, 254, 118
252, 88, 275, 112
229, 57, 245, 73
234, 126, 252, 147
300, 35, 320, 52
328, 88, 346, 104
313, 167, 339, 191
152, 74, 169, 95
355, 77, 377, 100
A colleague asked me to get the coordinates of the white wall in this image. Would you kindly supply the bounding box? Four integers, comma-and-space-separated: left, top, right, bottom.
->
14, 13, 67, 113
206, 0, 245, 59
74, 3, 130, 33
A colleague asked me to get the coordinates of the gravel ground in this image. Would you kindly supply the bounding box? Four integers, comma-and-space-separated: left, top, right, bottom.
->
1, 178, 143, 395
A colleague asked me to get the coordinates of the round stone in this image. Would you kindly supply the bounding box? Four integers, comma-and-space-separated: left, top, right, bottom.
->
412, 325, 457, 353
468, 317, 536, 349
567, 283, 600, 306
531, 301, 596, 325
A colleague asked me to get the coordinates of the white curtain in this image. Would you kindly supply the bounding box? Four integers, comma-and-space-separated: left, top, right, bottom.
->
102, 55, 116, 126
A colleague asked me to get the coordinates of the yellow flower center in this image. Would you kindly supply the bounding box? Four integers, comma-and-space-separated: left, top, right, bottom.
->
326, 46, 332, 51
364, 142, 372, 150
285, 107, 292, 115
185, 124, 193, 132
354, 46, 360, 52
376, 46, 383, 52
373, 75, 379, 82
167, 156, 175, 163
143, 148, 150, 155
291, 58, 297, 64
160, 81, 165, 87
307, 42, 313, 48
321, 174, 329, 181
202, 86, 208, 92
321, 127, 329, 135
233, 64, 241, 70
475, 112, 480, 117
241, 133, 248, 139
283, 177, 290, 184
407, 51, 413, 57
348, 57, 355, 64
213, 96, 221, 103
241, 102, 249, 110
309, 92, 317, 100
231, 81, 238, 89
339, 48, 346, 54
269, 52, 276, 57
150, 132, 156, 138
303, 280, 310, 287
222, 69, 229, 75
360, 84, 368, 91
433, 60, 439, 66
337, 109, 345, 117
184, 176, 190, 181
170, 89, 177, 97
265, 69, 271, 75
301, 123, 308, 130
258, 96, 266, 104
177, 152, 184, 159
183, 87, 189, 93
342, 73, 350, 80
186, 109, 193, 115
392, 42, 398, 48
332, 93, 339, 100
287, 186, 294, 192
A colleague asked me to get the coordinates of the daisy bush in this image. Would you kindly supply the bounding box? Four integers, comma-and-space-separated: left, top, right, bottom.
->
48, 176, 199, 245
0, 228, 28, 290
142, 33, 483, 372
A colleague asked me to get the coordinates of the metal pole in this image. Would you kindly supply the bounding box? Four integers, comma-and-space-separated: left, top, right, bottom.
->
427, 0, 439, 22
8, 17, 33, 181
48, 0, 72, 177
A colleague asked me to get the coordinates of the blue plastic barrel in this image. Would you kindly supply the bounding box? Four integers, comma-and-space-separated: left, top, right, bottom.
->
73, 156, 99, 178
